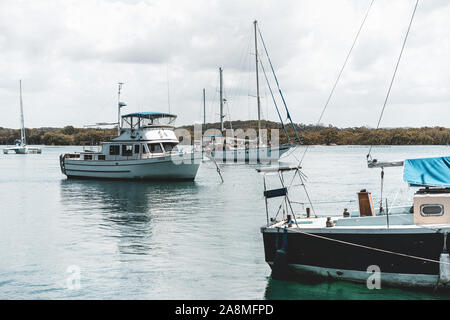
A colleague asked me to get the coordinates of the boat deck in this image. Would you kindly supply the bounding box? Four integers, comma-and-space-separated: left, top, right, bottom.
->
264, 213, 450, 233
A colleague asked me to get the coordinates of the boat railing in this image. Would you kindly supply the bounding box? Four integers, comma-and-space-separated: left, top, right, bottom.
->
83, 145, 101, 153
67, 148, 196, 161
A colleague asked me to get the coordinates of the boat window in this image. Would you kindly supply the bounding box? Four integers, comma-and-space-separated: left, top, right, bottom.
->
142, 144, 147, 154
420, 204, 444, 216
84, 154, 92, 160
110, 145, 120, 155
122, 144, 133, 156
134, 145, 140, 154
148, 143, 162, 153
98, 155, 105, 160
163, 143, 178, 152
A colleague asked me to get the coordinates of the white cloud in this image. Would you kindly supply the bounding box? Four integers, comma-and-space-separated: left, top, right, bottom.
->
0, 0, 449, 129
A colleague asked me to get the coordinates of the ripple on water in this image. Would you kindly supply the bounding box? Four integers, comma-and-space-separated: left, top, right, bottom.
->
0, 145, 449, 299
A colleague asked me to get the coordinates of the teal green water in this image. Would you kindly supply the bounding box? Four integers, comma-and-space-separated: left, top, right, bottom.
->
0, 145, 449, 299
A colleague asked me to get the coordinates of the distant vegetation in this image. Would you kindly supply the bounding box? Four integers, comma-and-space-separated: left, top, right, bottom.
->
181, 121, 450, 146
0, 122, 449, 146
0, 126, 116, 146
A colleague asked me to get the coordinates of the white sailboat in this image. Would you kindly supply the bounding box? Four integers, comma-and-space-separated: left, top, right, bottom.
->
3, 80, 42, 154
204, 21, 298, 164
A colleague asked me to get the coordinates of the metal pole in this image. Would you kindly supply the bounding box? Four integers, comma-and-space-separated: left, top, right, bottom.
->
254, 20, 261, 146
264, 175, 269, 226
19, 80, 26, 145
203, 88, 206, 133
202, 88, 206, 154
118, 82, 124, 136
219, 68, 224, 135
380, 168, 384, 214
386, 198, 389, 229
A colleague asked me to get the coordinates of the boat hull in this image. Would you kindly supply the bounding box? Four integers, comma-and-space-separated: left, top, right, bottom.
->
3, 146, 41, 154
61, 153, 201, 181
207, 144, 294, 163
262, 227, 450, 289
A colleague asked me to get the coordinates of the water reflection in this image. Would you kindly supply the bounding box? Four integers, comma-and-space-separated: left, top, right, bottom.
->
59, 179, 199, 255
264, 276, 450, 300
60, 179, 198, 212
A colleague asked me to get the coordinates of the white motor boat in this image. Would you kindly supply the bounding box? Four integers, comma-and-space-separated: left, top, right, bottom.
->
3, 80, 42, 155
60, 112, 202, 181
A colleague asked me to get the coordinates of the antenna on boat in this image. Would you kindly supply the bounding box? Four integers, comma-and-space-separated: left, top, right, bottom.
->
117, 82, 126, 136
167, 63, 171, 114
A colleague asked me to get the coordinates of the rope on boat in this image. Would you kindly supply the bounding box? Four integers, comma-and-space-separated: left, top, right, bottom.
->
290, 200, 356, 205
367, 0, 419, 161
257, 25, 301, 143
285, 226, 450, 266
206, 154, 224, 183
298, 0, 375, 167
276, 1, 377, 215
259, 56, 290, 140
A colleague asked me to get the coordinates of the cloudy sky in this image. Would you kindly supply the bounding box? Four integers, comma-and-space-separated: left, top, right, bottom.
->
0, 0, 449, 129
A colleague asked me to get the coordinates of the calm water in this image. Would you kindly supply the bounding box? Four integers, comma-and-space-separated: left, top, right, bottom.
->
0, 145, 449, 300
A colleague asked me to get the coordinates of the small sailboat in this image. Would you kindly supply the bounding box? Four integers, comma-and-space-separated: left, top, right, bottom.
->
59, 83, 202, 181
3, 80, 42, 154
204, 21, 298, 163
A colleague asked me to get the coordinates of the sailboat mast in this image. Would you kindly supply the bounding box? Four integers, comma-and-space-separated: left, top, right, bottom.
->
219, 67, 224, 135
254, 20, 261, 146
19, 80, 26, 145
203, 88, 206, 133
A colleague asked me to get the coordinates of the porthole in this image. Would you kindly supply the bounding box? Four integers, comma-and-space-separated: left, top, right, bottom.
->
420, 204, 444, 216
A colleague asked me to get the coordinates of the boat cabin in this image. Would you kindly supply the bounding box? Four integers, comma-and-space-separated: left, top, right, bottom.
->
414, 188, 450, 225
402, 156, 450, 225
68, 112, 182, 161
119, 112, 177, 133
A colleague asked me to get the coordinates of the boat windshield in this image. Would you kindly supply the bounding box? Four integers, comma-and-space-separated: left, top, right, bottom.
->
121, 113, 177, 129
163, 142, 178, 152
147, 143, 163, 153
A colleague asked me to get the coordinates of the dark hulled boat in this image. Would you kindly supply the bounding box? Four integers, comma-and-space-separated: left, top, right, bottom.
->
259, 157, 450, 290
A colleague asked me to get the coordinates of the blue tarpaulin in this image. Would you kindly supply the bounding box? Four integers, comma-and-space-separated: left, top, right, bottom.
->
403, 156, 450, 187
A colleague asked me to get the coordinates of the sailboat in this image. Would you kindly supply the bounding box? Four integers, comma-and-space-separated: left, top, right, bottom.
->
258, 1, 450, 291
3, 80, 42, 154
204, 21, 298, 163
259, 159, 450, 290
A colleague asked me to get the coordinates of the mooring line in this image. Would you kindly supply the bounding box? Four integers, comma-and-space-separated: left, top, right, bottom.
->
284, 226, 450, 266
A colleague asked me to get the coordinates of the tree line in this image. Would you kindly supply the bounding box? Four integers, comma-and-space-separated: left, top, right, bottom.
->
184, 121, 450, 145
0, 126, 117, 146
0, 122, 449, 146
